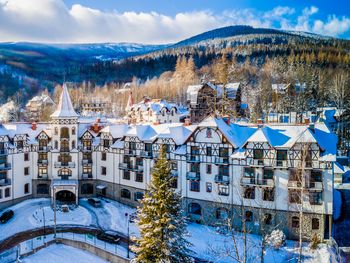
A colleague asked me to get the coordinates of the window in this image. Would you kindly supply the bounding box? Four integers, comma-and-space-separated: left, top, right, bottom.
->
216, 208, 229, 220
101, 152, 106, 161
219, 165, 229, 176
17, 140, 24, 149
71, 140, 75, 149
144, 143, 152, 153
38, 167, 48, 178
24, 167, 29, 176
276, 150, 287, 160
37, 184, 49, 195
245, 211, 253, 222
219, 147, 229, 157
190, 181, 200, 192
103, 139, 110, 148
188, 203, 201, 215
101, 166, 106, 175
244, 187, 255, 199
5, 188, 10, 197
54, 141, 58, 149
0, 189, 2, 199
54, 127, 58, 135
206, 128, 212, 138
206, 147, 212, 156
253, 149, 263, 160
24, 183, 29, 194
244, 167, 255, 178
72, 127, 76, 135
60, 127, 69, 139
263, 188, 275, 201
264, 213, 272, 225
292, 216, 300, 228
206, 182, 212, 193
310, 170, 322, 183
289, 190, 301, 204
206, 164, 212, 174
134, 192, 144, 201
309, 192, 323, 205
171, 177, 178, 188
263, 169, 273, 180
135, 173, 143, 183
24, 153, 29, 161
123, 171, 130, 180
312, 218, 320, 230
218, 185, 229, 196
121, 189, 131, 199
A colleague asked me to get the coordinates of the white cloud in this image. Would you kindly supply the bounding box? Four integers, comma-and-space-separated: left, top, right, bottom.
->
0, 1, 348, 43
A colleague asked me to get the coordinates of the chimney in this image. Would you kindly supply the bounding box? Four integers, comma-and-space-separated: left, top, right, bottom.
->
31, 122, 37, 130
184, 117, 191, 126
304, 117, 310, 124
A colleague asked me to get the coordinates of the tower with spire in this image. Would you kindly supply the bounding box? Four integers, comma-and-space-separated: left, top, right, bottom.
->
50, 84, 79, 185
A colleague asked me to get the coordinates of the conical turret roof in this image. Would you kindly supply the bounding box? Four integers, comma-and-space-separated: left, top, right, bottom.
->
51, 84, 78, 118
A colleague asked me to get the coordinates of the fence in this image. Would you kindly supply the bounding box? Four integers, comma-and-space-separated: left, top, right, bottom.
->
0, 232, 131, 263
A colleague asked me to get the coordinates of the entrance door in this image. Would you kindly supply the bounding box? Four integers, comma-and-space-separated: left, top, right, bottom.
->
56, 190, 75, 203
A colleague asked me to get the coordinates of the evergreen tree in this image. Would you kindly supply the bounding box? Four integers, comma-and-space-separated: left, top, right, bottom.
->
132, 145, 193, 263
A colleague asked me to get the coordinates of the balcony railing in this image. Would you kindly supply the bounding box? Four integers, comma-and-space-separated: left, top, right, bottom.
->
124, 149, 136, 156
214, 175, 230, 184
307, 181, 323, 190
187, 155, 200, 163
82, 173, 93, 179
186, 172, 200, 181
0, 178, 11, 186
275, 160, 289, 168
119, 163, 131, 170
79, 146, 92, 152
256, 178, 274, 187
54, 162, 75, 168
38, 146, 48, 152
248, 159, 265, 167
214, 157, 230, 165
37, 159, 48, 165
240, 177, 256, 186
140, 151, 152, 158
38, 174, 48, 179
0, 163, 11, 170
60, 148, 70, 152
82, 159, 93, 166
287, 180, 323, 190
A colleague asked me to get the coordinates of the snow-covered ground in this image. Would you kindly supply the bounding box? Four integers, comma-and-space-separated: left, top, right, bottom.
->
21, 244, 108, 263
1, 198, 337, 262
0, 198, 92, 242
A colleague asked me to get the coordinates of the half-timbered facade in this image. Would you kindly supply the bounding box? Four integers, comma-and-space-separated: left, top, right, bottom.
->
0, 85, 337, 241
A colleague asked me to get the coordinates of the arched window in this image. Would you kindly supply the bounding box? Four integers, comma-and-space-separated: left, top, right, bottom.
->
72, 140, 76, 149
60, 140, 69, 151
37, 184, 49, 195
60, 127, 70, 139
58, 168, 72, 176
312, 218, 319, 230
216, 208, 229, 220
121, 189, 131, 199
54, 127, 58, 135
72, 127, 76, 135
54, 140, 58, 149
292, 216, 300, 228
188, 203, 201, 215
134, 192, 144, 201
81, 183, 93, 195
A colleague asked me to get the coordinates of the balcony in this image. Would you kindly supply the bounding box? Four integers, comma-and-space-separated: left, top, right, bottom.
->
307, 181, 323, 191
82, 159, 93, 167
140, 151, 152, 158
240, 177, 256, 186
214, 175, 230, 184
248, 159, 265, 167
187, 155, 200, 163
38, 174, 48, 179
82, 173, 93, 179
0, 163, 11, 170
38, 146, 48, 152
256, 178, 274, 187
54, 162, 75, 168
275, 160, 289, 168
80, 146, 92, 152
37, 159, 48, 166
186, 172, 200, 181
170, 170, 178, 177
214, 157, 230, 165
0, 178, 11, 186
124, 149, 136, 156
287, 180, 302, 188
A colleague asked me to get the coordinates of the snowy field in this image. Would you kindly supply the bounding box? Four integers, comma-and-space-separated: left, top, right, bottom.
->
21, 244, 108, 263
1, 198, 338, 262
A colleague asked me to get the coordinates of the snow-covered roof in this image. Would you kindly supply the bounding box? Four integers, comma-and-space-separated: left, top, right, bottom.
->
51, 84, 78, 118
130, 99, 185, 115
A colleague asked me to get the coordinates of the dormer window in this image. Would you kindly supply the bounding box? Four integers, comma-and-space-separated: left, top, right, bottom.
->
17, 140, 24, 149
206, 128, 212, 138
253, 149, 263, 160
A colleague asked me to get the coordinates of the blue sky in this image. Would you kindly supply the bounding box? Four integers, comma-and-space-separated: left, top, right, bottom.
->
0, 0, 349, 43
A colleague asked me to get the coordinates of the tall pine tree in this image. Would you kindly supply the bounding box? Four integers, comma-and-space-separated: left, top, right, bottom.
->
132, 145, 192, 262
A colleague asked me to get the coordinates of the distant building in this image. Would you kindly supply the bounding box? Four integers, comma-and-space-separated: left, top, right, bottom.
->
80, 99, 111, 117
25, 93, 55, 121
127, 96, 189, 124
187, 82, 242, 123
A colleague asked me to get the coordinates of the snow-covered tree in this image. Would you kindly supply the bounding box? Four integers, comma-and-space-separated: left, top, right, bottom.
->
132, 145, 193, 262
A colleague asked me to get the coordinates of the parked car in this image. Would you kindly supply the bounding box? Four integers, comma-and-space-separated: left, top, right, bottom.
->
97, 231, 120, 244
88, 198, 102, 208
0, 210, 14, 223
